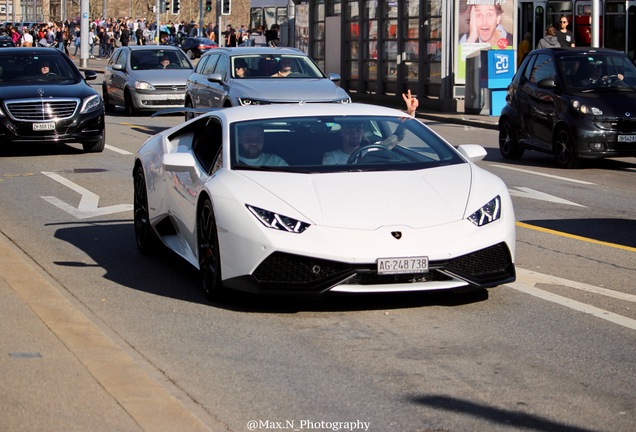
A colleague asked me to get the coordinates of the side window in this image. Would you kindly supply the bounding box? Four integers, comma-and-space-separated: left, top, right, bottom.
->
529, 54, 555, 83
213, 56, 229, 80
522, 55, 536, 82
118, 50, 129, 69
201, 55, 219, 75
108, 50, 121, 66
193, 117, 223, 174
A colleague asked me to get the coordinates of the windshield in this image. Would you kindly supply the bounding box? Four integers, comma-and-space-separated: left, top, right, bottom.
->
231, 54, 325, 79
130, 49, 192, 70
0, 52, 80, 84
561, 53, 636, 91
230, 116, 464, 172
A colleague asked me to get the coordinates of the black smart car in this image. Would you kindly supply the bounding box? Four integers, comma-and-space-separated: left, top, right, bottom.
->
499, 48, 636, 168
0, 48, 105, 152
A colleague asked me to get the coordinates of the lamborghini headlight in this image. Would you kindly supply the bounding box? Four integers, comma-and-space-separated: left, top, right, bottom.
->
247, 205, 310, 233
468, 196, 501, 227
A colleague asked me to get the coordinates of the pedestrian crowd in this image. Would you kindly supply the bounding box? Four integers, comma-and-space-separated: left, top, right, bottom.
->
1, 17, 285, 58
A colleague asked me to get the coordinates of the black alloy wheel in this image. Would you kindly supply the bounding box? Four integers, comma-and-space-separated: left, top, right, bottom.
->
498, 119, 524, 159
553, 127, 581, 168
198, 198, 223, 300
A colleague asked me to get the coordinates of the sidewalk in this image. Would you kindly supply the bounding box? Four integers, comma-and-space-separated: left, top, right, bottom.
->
0, 232, 222, 432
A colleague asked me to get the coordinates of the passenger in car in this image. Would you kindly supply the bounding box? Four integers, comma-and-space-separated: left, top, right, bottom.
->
322, 91, 419, 165
237, 124, 288, 166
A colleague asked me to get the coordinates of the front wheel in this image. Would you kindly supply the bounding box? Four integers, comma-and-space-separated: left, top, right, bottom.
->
553, 127, 581, 168
198, 198, 224, 300
82, 133, 105, 153
185, 99, 195, 122
124, 90, 137, 116
133, 166, 158, 254
498, 119, 524, 159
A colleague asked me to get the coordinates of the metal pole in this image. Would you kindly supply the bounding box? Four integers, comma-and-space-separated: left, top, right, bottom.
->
591, 0, 600, 47
80, 0, 89, 68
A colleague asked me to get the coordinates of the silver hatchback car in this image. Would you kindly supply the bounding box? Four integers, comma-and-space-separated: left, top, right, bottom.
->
184, 47, 351, 121
103, 45, 193, 115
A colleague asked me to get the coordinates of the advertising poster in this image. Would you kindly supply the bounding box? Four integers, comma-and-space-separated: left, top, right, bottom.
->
455, 0, 515, 84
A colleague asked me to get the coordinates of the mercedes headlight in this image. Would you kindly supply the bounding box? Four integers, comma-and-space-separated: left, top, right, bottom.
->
468, 196, 501, 227
247, 205, 310, 233
80, 94, 102, 114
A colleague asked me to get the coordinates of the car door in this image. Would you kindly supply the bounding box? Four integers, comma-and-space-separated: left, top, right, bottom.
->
104, 49, 122, 104
516, 53, 556, 150
207, 54, 229, 107
193, 54, 220, 109
525, 53, 558, 148
110, 49, 130, 105
167, 116, 223, 254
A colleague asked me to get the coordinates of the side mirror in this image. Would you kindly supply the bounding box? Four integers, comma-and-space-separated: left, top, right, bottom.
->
207, 73, 224, 84
538, 77, 557, 89
84, 70, 97, 81
457, 144, 487, 162
328, 73, 341, 82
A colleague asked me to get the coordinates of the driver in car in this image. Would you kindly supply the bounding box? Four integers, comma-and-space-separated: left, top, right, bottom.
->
322, 91, 419, 165
39, 61, 52, 75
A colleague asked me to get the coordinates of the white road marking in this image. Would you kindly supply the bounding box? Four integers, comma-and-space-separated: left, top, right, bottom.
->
40, 171, 133, 219
509, 187, 585, 207
490, 164, 596, 185
509, 268, 636, 331
106, 144, 133, 155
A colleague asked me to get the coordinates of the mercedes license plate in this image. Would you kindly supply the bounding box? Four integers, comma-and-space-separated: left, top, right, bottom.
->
33, 122, 55, 131
377, 256, 429, 275
618, 135, 636, 142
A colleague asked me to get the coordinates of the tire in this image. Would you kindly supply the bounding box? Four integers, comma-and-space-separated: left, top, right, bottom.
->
82, 133, 105, 153
498, 119, 524, 160
124, 90, 137, 116
197, 198, 224, 300
133, 165, 158, 254
102, 85, 115, 113
185, 98, 195, 122
553, 127, 581, 168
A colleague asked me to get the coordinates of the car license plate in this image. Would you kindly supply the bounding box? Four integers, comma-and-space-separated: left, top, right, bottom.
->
166, 94, 183, 100
618, 135, 636, 142
377, 256, 429, 275
33, 122, 55, 131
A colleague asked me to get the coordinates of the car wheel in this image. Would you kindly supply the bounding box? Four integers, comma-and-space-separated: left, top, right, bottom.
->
187, 49, 194, 60
185, 98, 195, 122
498, 119, 524, 159
102, 85, 115, 113
133, 165, 158, 254
197, 197, 224, 300
124, 90, 137, 116
553, 127, 581, 168
82, 133, 105, 153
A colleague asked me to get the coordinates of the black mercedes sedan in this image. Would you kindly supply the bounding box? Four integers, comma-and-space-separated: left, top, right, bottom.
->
0, 48, 105, 152
499, 48, 636, 168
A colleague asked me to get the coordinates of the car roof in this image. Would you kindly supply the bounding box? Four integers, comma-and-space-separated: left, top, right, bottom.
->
532, 47, 629, 57
0, 47, 66, 54
204, 103, 407, 124
201, 46, 305, 57
123, 45, 183, 52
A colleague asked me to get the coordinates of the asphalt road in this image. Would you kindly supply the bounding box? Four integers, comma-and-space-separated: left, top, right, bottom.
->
1, 95, 635, 432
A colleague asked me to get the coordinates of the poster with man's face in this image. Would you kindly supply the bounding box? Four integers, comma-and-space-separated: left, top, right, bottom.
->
455, 0, 515, 84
